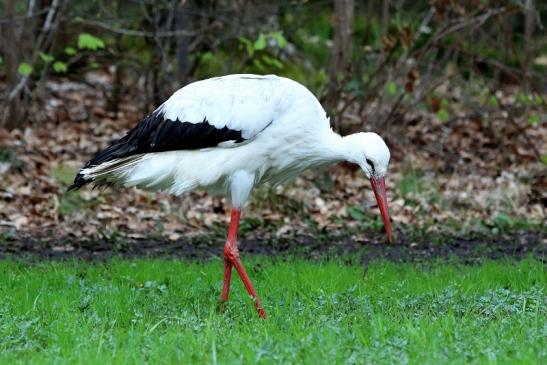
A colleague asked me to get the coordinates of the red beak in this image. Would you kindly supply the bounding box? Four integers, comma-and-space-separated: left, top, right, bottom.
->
369, 176, 393, 243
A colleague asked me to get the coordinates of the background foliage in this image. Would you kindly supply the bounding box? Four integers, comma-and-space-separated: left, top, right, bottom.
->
1, 0, 545, 127
0, 0, 545, 240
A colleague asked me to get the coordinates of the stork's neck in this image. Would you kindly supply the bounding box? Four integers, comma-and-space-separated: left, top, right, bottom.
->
319, 131, 363, 165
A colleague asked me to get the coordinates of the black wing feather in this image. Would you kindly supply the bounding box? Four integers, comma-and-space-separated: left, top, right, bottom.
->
69, 111, 245, 190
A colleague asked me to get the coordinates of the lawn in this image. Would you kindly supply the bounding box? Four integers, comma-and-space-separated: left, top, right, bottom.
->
0, 258, 545, 364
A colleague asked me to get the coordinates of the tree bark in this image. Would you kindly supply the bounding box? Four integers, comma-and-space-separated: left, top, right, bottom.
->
108, 0, 125, 117
380, 0, 390, 61
175, 0, 191, 84
323, 0, 355, 130
329, 0, 355, 84
0, 0, 23, 129
523, 0, 535, 92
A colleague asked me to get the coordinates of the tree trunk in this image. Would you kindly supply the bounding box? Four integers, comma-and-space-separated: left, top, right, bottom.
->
523, 0, 535, 92
380, 0, 390, 62
175, 0, 191, 84
329, 0, 354, 84
108, 0, 125, 117
324, 0, 355, 118
0, 0, 23, 129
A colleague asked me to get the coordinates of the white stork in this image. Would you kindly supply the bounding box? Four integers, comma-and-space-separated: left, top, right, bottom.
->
70, 74, 393, 318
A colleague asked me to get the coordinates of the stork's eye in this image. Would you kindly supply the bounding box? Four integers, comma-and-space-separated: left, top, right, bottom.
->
366, 158, 375, 172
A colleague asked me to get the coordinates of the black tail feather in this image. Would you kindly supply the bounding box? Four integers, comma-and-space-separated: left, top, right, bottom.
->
67, 173, 90, 191
67, 113, 161, 191
70, 108, 247, 190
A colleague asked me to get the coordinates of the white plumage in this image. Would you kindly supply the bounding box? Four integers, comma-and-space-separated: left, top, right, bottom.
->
159, 74, 289, 140
78, 74, 390, 207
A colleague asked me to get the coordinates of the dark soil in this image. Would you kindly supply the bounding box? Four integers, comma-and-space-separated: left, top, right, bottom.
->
1, 230, 545, 264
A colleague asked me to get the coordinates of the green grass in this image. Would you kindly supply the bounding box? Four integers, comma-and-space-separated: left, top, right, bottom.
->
0, 258, 545, 364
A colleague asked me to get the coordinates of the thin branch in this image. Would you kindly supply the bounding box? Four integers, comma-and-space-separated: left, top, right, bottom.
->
6, 76, 30, 100
425, 7, 509, 52
26, 0, 36, 18
79, 18, 218, 38
42, 0, 60, 31
1, 0, 61, 107
0, 7, 50, 23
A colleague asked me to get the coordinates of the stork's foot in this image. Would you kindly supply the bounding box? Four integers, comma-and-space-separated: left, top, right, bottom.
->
222, 240, 267, 318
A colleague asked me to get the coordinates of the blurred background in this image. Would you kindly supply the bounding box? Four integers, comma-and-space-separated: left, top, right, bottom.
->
0, 0, 545, 248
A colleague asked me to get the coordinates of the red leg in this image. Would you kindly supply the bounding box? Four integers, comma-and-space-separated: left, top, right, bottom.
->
221, 258, 233, 302
221, 208, 266, 318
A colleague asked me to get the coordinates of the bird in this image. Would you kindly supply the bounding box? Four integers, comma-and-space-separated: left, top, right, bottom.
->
69, 74, 393, 318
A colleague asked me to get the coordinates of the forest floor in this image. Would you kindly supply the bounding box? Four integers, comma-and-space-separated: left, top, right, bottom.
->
0, 72, 545, 255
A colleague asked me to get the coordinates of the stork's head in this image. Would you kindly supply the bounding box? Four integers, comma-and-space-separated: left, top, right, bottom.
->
343, 132, 393, 242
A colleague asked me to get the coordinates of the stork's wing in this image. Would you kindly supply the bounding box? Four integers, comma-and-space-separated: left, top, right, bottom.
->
84, 75, 285, 168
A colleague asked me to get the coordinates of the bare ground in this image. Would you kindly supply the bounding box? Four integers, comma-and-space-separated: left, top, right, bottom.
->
1, 230, 544, 264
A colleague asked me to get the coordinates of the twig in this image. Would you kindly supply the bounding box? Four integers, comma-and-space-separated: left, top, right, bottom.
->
6, 76, 30, 101
379, 93, 405, 126
42, 0, 59, 31
0, 0, 61, 112
26, 0, 36, 18
418, 7, 510, 59
79, 18, 217, 38
0, 7, 49, 23
432, 7, 508, 45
